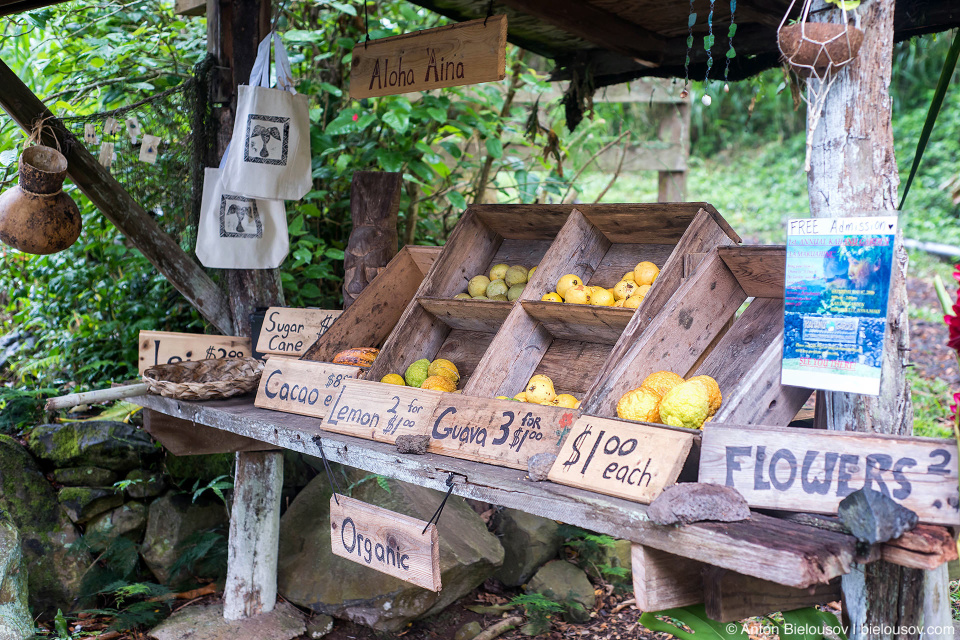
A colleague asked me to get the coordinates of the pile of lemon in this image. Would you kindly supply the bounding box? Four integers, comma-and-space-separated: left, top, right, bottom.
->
458, 263, 537, 302
541, 262, 659, 308
381, 358, 461, 392
497, 374, 580, 409
616, 370, 721, 430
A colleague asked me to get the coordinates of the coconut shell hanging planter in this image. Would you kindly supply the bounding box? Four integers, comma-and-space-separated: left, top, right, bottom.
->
0, 144, 82, 255
778, 22, 864, 75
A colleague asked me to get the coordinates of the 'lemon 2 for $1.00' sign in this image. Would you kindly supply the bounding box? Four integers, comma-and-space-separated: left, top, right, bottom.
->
349, 16, 507, 99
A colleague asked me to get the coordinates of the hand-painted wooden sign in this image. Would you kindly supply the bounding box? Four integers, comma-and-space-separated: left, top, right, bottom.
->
350, 15, 508, 99
255, 307, 342, 356
322, 379, 440, 443
547, 416, 695, 504
138, 330, 250, 374
254, 357, 360, 419
427, 396, 576, 470
329, 495, 441, 591
699, 424, 960, 526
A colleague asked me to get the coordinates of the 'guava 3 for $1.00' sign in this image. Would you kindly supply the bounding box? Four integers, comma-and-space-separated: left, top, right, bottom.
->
349, 16, 507, 99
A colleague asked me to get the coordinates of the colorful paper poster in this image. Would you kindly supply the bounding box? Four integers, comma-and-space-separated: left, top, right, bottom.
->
781, 216, 898, 395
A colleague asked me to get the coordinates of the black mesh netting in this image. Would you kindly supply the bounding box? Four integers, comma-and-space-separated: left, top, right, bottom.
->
57, 56, 217, 245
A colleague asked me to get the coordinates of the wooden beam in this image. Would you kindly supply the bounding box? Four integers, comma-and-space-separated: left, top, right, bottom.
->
703, 567, 841, 623
131, 393, 863, 590
0, 59, 234, 335
497, 0, 665, 65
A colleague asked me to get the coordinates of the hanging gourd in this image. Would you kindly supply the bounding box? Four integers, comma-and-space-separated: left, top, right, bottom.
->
0, 124, 81, 255
777, 0, 864, 171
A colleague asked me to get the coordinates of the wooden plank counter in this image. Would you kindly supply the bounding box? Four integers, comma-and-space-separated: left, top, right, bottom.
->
132, 393, 859, 589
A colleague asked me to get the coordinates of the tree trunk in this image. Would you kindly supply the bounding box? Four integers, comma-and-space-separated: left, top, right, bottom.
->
342, 171, 402, 309
806, 1, 946, 637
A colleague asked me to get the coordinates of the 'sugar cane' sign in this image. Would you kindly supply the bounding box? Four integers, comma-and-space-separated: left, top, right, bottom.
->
699, 424, 960, 525
330, 495, 441, 591
350, 15, 508, 99
255, 307, 342, 356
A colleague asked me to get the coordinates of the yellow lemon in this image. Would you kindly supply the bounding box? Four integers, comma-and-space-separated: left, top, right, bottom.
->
623, 295, 642, 309
525, 374, 556, 404
421, 375, 457, 392
659, 381, 710, 429
635, 284, 651, 297
542, 292, 563, 302
556, 274, 583, 298
622, 271, 635, 282
514, 392, 527, 402
486, 279, 508, 298
634, 261, 660, 286
613, 299, 625, 307
590, 288, 615, 306
641, 370, 685, 398
489, 263, 509, 281
616, 387, 662, 422
381, 374, 406, 386
552, 394, 579, 409
505, 265, 529, 287
687, 375, 722, 416
428, 358, 460, 384
529, 265, 538, 280
613, 279, 639, 301
468, 275, 490, 297
563, 284, 591, 305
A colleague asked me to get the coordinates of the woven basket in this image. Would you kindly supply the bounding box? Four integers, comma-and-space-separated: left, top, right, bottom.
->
142, 357, 264, 400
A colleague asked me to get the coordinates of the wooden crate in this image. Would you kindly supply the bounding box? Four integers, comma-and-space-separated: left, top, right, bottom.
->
366, 205, 576, 387
582, 245, 812, 426
301, 245, 439, 362
462, 204, 740, 403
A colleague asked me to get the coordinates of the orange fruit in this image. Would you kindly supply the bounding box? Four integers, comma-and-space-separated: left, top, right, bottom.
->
641, 370, 685, 398
590, 288, 615, 306
564, 284, 591, 305
634, 261, 660, 286
688, 375, 722, 416
556, 274, 582, 298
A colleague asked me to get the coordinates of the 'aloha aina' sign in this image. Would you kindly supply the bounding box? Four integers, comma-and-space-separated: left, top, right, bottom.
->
350, 15, 507, 99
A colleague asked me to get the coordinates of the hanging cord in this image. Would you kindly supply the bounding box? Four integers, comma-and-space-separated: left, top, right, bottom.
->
681, 0, 696, 97
484, 0, 494, 26
422, 473, 456, 534
315, 437, 344, 505
27, 115, 62, 152
271, 0, 291, 34
703, 0, 715, 82
362, 0, 370, 48
723, 0, 736, 84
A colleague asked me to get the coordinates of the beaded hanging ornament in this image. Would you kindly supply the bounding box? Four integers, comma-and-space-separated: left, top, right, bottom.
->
778, 0, 863, 171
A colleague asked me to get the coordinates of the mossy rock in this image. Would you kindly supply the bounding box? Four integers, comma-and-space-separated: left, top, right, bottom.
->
0, 511, 32, 639
57, 487, 123, 524
526, 560, 595, 623
85, 502, 147, 552
28, 421, 158, 472
123, 469, 166, 499
0, 435, 88, 616
53, 467, 118, 487
141, 493, 228, 585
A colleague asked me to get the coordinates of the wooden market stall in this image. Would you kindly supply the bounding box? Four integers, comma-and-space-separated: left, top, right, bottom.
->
3, 0, 960, 638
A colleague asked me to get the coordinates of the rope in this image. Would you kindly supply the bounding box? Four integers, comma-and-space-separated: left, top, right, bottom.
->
422, 473, 456, 534
19, 187, 63, 198
315, 436, 344, 505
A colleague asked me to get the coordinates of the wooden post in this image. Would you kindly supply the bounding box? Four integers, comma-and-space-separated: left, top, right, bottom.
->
223, 451, 282, 620
0, 59, 235, 336
343, 172, 402, 309
212, 0, 285, 620
806, 0, 947, 637
657, 102, 688, 202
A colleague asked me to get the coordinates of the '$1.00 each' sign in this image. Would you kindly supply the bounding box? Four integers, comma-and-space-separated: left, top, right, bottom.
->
547, 416, 696, 504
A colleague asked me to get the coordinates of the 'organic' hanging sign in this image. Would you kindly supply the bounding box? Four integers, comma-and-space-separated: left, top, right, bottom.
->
350, 15, 507, 99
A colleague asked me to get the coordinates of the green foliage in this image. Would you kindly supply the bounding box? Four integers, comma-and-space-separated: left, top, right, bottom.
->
508, 592, 565, 636
346, 472, 391, 495
0, 385, 57, 433
189, 474, 233, 517
640, 605, 845, 640
54, 609, 69, 640
168, 528, 229, 588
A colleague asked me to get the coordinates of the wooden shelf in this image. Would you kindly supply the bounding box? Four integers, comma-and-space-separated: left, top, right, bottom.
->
418, 297, 512, 333
521, 300, 636, 345
132, 392, 862, 591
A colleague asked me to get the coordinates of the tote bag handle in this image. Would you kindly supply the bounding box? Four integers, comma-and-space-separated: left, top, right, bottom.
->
248, 32, 297, 94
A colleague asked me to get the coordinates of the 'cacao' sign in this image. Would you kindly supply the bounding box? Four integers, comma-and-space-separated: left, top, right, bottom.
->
254, 357, 360, 419
699, 424, 960, 525
350, 15, 507, 99
330, 495, 441, 591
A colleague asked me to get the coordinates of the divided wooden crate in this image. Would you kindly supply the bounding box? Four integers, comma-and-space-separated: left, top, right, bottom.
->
582, 245, 811, 427
368, 203, 741, 407
300, 245, 440, 362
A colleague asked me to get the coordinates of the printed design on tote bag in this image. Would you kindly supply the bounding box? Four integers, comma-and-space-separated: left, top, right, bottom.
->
244, 114, 290, 165
219, 195, 264, 238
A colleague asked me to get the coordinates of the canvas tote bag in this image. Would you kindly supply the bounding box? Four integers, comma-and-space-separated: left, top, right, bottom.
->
220, 32, 311, 201
196, 163, 289, 269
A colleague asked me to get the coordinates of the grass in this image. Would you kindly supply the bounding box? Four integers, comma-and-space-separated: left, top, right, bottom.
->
909, 368, 955, 438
